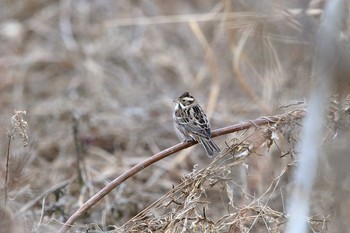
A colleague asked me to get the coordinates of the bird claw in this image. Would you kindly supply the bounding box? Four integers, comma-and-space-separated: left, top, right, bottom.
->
183, 138, 194, 143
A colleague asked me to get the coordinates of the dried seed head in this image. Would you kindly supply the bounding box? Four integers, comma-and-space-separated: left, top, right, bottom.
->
8, 110, 28, 147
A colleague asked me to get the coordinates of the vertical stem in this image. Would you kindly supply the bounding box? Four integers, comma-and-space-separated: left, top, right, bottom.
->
4, 136, 11, 205
286, 1, 344, 232
72, 116, 84, 186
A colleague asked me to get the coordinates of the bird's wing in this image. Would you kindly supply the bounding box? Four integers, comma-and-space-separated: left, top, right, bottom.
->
176, 105, 211, 139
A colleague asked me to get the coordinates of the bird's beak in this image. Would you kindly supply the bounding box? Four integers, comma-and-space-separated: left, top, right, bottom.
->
173, 98, 178, 103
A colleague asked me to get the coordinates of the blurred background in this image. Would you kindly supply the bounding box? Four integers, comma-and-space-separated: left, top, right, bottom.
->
1, 0, 350, 232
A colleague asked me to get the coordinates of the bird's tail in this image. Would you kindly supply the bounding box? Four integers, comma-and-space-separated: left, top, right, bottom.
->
199, 138, 221, 157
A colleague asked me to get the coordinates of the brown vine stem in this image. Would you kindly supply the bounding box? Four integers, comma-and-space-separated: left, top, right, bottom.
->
58, 109, 305, 233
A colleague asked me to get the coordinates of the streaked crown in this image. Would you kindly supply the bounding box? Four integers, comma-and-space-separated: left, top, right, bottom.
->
175, 92, 196, 107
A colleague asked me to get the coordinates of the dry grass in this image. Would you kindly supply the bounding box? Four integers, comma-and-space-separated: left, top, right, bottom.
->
1, 1, 350, 232
115, 110, 304, 233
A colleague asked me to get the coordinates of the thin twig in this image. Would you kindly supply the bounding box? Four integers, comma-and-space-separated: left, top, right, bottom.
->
33, 196, 47, 232
58, 109, 305, 233
4, 135, 11, 205
104, 10, 322, 27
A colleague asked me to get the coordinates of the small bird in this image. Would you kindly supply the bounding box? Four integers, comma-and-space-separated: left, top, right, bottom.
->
173, 91, 220, 157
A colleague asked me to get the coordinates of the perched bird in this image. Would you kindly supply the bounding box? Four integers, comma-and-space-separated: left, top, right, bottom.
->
173, 91, 220, 157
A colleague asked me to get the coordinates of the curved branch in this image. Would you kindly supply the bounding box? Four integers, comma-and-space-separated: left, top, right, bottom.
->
58, 109, 305, 233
